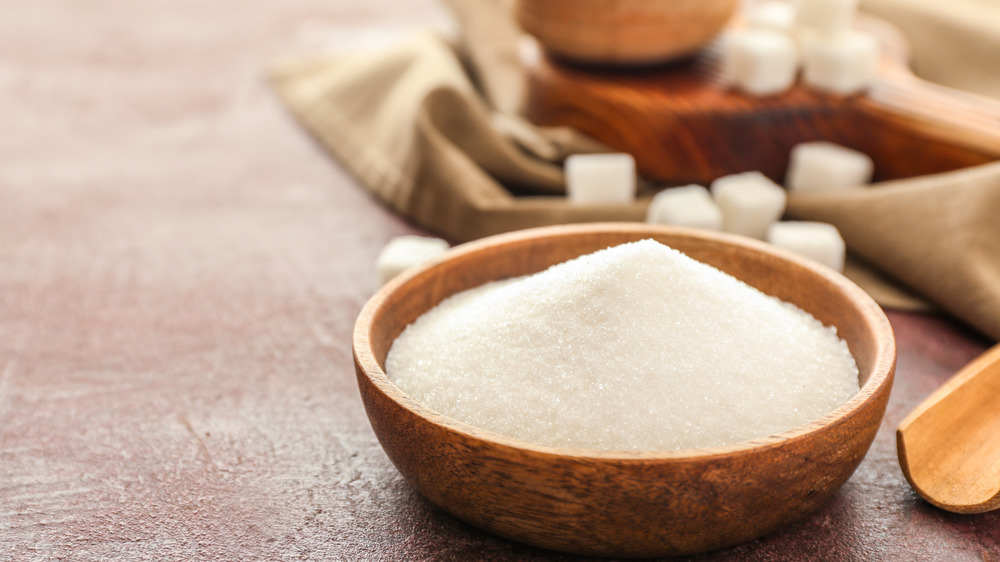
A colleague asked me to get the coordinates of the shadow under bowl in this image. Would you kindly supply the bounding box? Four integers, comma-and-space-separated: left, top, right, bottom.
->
353, 223, 896, 558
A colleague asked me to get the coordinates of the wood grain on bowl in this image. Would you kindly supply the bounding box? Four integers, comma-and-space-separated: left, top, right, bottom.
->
514, 0, 738, 66
353, 223, 896, 558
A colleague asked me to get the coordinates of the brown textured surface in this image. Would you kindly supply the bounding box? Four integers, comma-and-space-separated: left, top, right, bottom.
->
1, 0, 999, 560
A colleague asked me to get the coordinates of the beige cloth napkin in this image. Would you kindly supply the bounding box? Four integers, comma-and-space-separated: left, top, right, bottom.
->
270, 0, 1000, 341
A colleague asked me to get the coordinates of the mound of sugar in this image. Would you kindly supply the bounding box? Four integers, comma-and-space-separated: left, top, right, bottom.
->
385, 239, 859, 451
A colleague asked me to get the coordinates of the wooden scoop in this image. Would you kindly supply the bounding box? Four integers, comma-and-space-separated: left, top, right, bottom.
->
897, 343, 1000, 514
521, 15, 1000, 185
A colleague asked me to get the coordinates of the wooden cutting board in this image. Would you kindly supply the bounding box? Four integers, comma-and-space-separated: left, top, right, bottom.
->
521, 17, 1000, 185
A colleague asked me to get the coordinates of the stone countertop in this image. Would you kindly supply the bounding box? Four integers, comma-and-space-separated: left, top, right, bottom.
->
1, 0, 997, 559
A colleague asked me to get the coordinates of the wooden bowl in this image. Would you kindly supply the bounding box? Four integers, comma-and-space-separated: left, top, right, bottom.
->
353, 223, 896, 558
514, 0, 739, 66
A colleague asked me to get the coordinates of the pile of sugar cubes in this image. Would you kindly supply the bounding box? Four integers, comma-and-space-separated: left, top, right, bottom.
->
558, 141, 871, 272
644, 140, 874, 271
375, 139, 872, 284
724, 0, 880, 96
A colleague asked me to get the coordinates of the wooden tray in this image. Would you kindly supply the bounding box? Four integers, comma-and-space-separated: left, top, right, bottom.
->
521, 17, 1000, 185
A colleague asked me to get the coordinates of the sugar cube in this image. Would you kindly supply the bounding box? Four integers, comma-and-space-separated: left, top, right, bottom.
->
748, 1, 797, 34
793, 26, 820, 58
376, 235, 450, 286
645, 184, 723, 230
796, 0, 859, 36
767, 221, 846, 271
710, 172, 787, 239
723, 29, 799, 97
565, 153, 636, 204
786, 141, 874, 192
802, 31, 879, 95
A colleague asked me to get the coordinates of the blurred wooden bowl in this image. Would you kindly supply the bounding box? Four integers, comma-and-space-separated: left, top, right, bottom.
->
353, 223, 896, 558
514, 0, 738, 65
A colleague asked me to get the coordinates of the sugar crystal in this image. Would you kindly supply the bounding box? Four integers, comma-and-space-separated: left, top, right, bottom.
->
386, 240, 859, 451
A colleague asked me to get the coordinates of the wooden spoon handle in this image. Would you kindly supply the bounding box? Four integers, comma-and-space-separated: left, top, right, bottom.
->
862, 75, 1000, 155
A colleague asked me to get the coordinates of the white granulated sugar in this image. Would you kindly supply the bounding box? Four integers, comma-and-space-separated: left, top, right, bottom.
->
385, 240, 859, 452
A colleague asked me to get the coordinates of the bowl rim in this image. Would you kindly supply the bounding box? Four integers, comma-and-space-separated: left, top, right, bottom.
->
353, 222, 896, 461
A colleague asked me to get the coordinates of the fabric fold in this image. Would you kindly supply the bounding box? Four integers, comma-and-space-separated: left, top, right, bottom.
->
788, 162, 1000, 340
271, 32, 647, 244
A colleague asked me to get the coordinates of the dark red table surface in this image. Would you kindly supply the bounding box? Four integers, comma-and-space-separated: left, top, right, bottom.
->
2, 0, 998, 560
